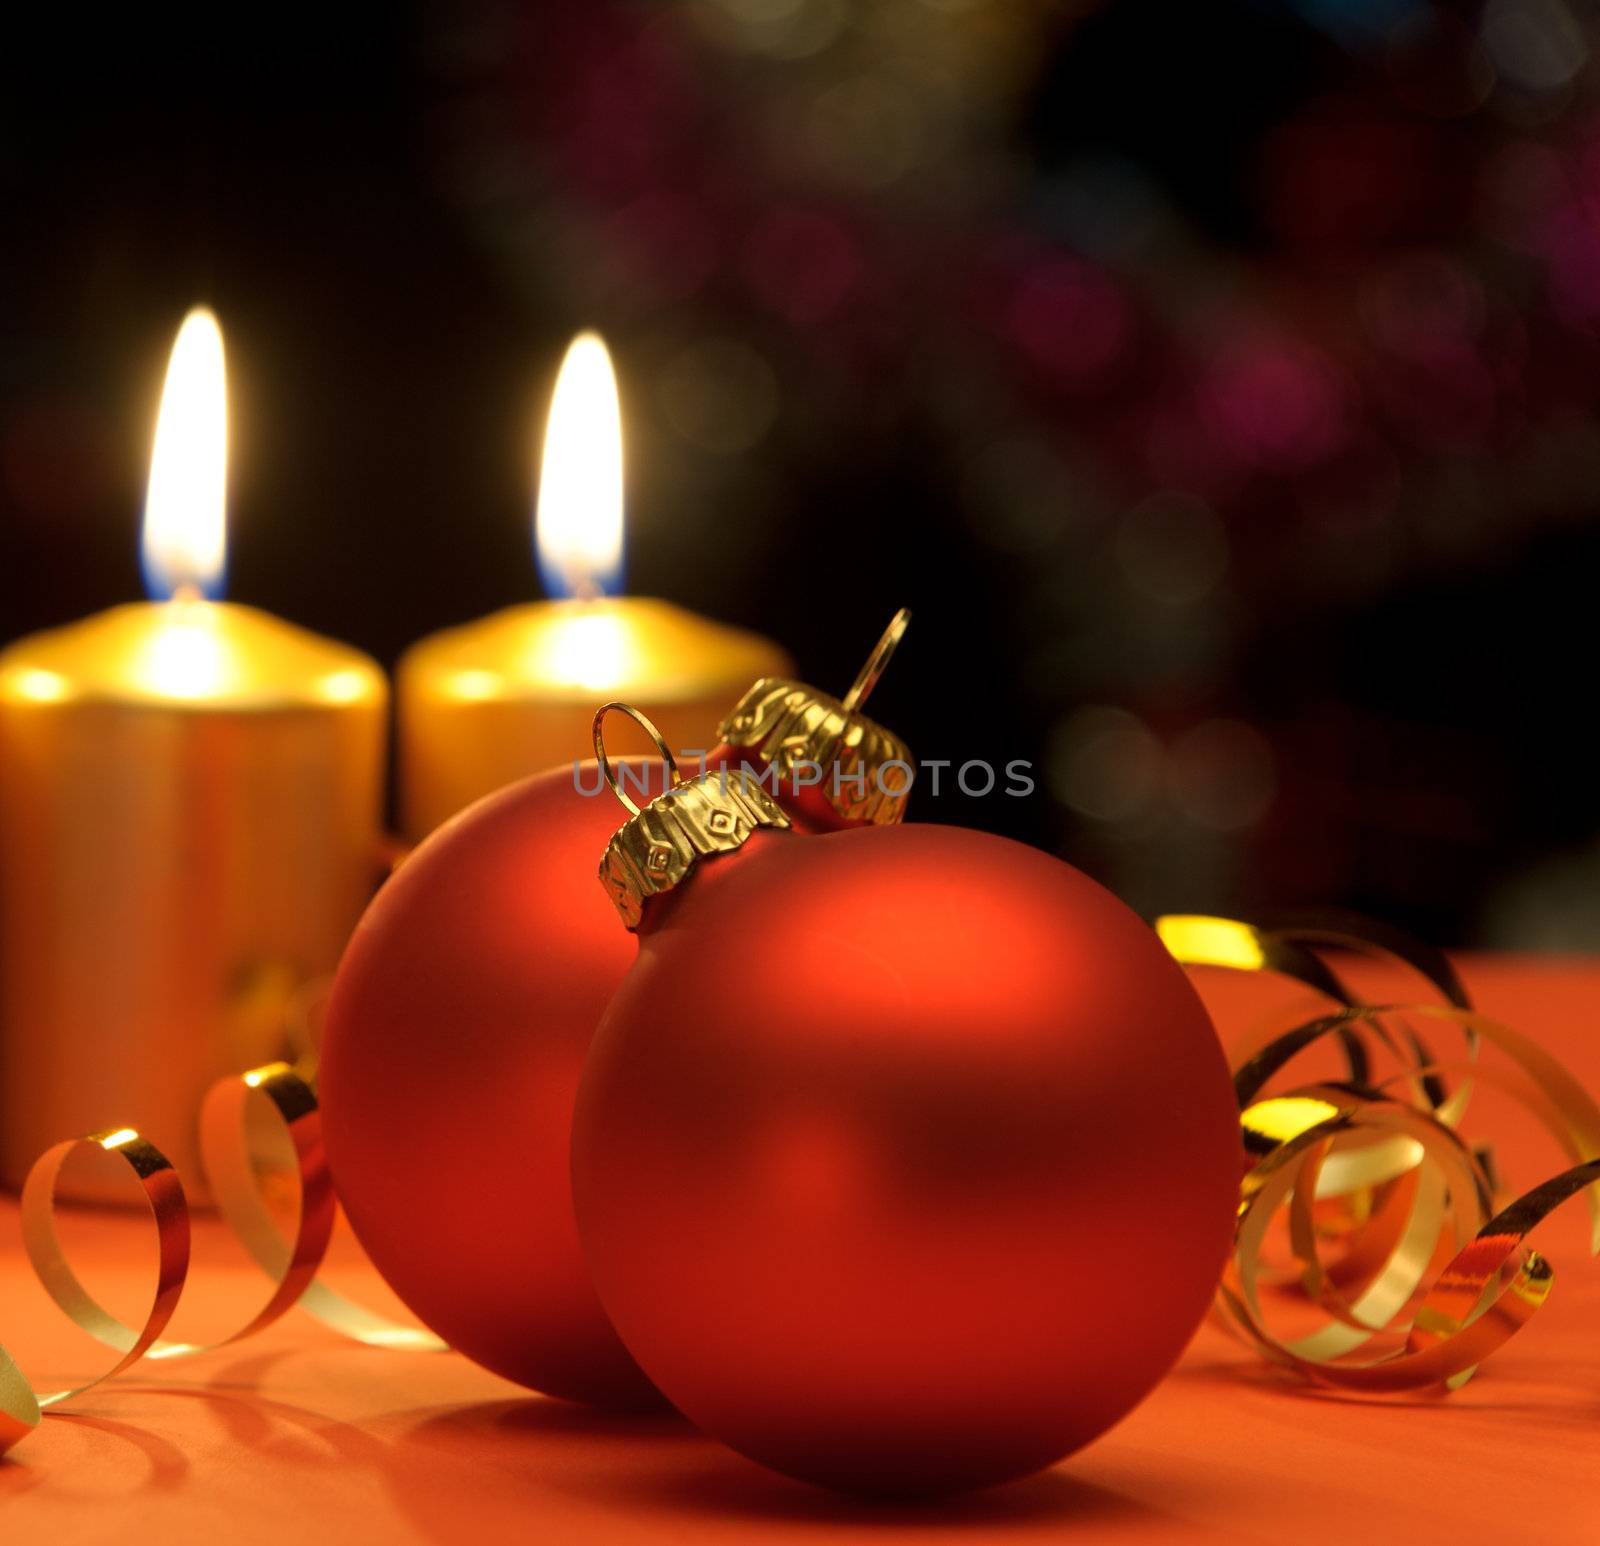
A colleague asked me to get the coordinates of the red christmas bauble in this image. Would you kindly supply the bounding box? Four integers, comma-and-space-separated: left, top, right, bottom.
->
572, 823, 1239, 1493
320, 759, 671, 1407
320, 683, 912, 1410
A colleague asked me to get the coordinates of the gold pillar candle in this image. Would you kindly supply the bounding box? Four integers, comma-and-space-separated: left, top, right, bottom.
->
398, 333, 789, 839
0, 310, 386, 1196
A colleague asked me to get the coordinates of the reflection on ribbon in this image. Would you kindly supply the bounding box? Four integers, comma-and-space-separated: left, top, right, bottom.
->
1158, 913, 1600, 1392
0, 1062, 443, 1458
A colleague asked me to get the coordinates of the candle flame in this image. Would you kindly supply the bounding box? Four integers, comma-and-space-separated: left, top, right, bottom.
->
142, 307, 228, 602
536, 331, 624, 599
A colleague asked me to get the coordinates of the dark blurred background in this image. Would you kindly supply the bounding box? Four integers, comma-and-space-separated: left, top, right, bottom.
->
5, 0, 1600, 947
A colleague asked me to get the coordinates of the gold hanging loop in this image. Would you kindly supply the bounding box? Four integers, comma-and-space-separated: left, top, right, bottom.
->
592, 701, 682, 818
841, 607, 910, 714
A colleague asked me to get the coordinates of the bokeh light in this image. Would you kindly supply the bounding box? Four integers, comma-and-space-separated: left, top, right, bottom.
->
657, 337, 781, 454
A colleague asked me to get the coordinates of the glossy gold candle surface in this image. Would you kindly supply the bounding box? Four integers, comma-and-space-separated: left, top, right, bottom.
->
399, 597, 787, 838
398, 333, 788, 838
0, 311, 386, 1196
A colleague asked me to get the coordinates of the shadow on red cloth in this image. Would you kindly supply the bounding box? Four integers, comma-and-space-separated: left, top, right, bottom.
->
27, 1410, 189, 1491
0, 1343, 1196, 1532
379, 1397, 1175, 1534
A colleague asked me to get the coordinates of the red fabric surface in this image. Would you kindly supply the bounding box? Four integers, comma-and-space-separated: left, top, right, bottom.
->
4, 954, 1600, 1544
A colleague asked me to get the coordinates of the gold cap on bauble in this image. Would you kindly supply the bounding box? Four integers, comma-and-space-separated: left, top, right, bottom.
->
595, 702, 791, 931
715, 608, 914, 828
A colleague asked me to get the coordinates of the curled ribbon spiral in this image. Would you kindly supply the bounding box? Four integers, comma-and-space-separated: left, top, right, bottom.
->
1158, 913, 1600, 1392
6, 910, 1597, 1457
0, 1061, 443, 1457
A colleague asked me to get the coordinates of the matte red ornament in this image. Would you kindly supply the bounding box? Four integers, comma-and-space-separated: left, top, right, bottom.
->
319, 623, 916, 1411
320, 759, 671, 1407
572, 822, 1240, 1492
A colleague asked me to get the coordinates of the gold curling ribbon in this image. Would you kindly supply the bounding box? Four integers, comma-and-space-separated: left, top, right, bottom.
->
7, 912, 1592, 1452
1158, 913, 1600, 1392
0, 1061, 443, 1458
